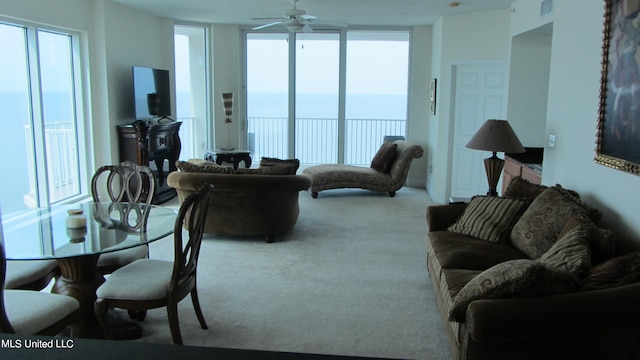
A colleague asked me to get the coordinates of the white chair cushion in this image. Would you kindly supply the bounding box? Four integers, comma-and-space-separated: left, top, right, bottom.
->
5, 259, 58, 289
96, 259, 173, 301
5, 290, 79, 335
97, 242, 148, 267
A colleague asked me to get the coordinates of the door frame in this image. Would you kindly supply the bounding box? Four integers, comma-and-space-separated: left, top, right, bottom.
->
447, 59, 510, 200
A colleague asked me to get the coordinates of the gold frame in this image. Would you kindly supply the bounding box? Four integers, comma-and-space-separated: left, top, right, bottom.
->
596, 0, 640, 175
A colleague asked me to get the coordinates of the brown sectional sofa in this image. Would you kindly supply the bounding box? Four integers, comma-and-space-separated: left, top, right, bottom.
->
167, 159, 311, 242
426, 177, 640, 360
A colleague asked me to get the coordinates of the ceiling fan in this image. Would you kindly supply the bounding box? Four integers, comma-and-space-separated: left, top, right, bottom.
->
251, 0, 346, 33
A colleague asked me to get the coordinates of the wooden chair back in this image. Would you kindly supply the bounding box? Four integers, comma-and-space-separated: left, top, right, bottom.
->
168, 184, 213, 301
91, 161, 155, 205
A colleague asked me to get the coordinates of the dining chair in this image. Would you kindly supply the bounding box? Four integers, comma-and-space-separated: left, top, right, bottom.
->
5, 259, 59, 290
91, 161, 156, 275
0, 243, 79, 336
94, 184, 213, 345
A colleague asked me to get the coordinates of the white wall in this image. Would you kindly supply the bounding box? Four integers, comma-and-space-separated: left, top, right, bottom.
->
427, 9, 512, 203
539, 0, 640, 249
406, 26, 432, 187
211, 24, 242, 150
507, 28, 552, 147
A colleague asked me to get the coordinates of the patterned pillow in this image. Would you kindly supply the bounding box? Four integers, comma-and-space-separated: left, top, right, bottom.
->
175, 160, 235, 174
370, 142, 398, 173
236, 165, 292, 175
260, 157, 300, 174
538, 219, 591, 277
581, 252, 640, 291
510, 187, 600, 259
553, 184, 602, 222
447, 196, 529, 243
560, 217, 615, 266
589, 226, 615, 265
449, 259, 578, 322
503, 176, 548, 200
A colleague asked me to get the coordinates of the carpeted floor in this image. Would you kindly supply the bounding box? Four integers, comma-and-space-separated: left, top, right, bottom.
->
129, 186, 451, 360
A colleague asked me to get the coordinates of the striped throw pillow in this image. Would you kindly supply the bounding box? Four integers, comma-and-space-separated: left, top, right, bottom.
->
448, 196, 529, 243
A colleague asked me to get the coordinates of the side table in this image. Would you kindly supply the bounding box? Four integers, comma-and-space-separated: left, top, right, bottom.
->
204, 149, 252, 171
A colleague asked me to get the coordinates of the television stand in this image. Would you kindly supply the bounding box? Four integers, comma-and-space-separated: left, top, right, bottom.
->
117, 121, 182, 204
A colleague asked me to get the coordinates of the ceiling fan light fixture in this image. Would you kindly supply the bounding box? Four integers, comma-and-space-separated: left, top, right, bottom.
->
285, 19, 304, 32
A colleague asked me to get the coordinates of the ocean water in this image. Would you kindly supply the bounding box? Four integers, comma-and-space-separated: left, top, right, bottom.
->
178, 91, 408, 120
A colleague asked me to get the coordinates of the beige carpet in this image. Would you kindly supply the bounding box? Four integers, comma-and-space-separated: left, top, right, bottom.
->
128, 186, 451, 360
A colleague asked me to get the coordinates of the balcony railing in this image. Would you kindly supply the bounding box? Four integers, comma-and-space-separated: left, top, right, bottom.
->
24, 121, 79, 208
27, 116, 399, 207
248, 117, 406, 166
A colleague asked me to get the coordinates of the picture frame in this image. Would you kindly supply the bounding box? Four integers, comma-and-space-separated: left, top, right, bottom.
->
430, 78, 437, 115
596, 0, 640, 175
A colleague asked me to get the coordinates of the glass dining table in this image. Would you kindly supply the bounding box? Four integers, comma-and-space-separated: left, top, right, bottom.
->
2, 202, 177, 336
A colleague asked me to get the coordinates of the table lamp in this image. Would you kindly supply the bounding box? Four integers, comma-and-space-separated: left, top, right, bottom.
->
465, 119, 525, 196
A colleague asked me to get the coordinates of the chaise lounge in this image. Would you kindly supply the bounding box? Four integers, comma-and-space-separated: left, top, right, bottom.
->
302, 140, 423, 198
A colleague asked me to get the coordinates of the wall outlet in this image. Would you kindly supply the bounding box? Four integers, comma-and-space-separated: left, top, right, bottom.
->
548, 134, 556, 148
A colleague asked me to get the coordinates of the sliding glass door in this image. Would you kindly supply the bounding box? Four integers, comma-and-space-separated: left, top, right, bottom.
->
295, 33, 340, 164
345, 31, 409, 166
246, 33, 290, 160
1, 22, 86, 214
174, 24, 210, 161
245, 30, 409, 166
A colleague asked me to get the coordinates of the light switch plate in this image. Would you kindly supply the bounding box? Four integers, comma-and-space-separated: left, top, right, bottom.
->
548, 134, 556, 148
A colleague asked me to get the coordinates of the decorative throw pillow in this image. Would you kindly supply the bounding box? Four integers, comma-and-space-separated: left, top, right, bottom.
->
175, 160, 235, 174
510, 187, 600, 259
553, 184, 602, 222
447, 196, 529, 244
370, 142, 398, 173
236, 165, 292, 175
538, 219, 591, 277
588, 226, 615, 265
503, 176, 548, 200
260, 157, 300, 174
559, 216, 615, 266
581, 252, 640, 291
449, 259, 578, 322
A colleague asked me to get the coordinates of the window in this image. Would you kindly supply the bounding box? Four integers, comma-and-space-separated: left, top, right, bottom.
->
245, 30, 410, 166
0, 21, 87, 214
174, 24, 210, 160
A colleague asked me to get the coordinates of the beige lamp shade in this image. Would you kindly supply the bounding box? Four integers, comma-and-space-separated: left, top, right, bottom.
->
465, 119, 525, 153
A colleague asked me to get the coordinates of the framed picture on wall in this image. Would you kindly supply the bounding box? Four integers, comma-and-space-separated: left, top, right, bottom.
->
596, 0, 640, 175
430, 78, 437, 115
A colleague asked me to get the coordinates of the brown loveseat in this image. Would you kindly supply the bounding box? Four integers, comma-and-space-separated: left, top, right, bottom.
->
426, 177, 640, 360
167, 159, 311, 242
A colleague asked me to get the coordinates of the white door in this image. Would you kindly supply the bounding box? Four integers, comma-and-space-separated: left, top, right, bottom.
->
450, 62, 509, 198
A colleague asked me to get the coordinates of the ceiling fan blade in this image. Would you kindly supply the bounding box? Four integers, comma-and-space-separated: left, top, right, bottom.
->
298, 14, 316, 20
252, 21, 284, 30
250, 17, 285, 21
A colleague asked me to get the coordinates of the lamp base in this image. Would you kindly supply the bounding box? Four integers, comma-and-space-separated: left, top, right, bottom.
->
483, 153, 504, 196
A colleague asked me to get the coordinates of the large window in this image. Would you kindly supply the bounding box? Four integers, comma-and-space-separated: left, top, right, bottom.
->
174, 25, 210, 161
246, 30, 410, 166
0, 21, 87, 214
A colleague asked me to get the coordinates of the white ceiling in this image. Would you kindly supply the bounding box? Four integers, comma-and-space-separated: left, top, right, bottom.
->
111, 0, 516, 28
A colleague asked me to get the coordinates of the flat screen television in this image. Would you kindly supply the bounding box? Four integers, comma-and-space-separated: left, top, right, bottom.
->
132, 66, 171, 120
